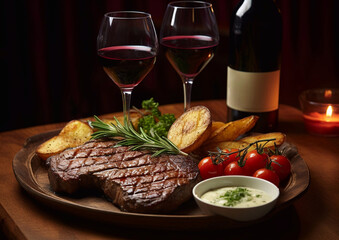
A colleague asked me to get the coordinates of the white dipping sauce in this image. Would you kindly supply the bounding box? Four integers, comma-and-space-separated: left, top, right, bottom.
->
200, 187, 272, 208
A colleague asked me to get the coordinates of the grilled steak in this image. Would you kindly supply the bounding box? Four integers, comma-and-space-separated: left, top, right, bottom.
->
47, 140, 201, 213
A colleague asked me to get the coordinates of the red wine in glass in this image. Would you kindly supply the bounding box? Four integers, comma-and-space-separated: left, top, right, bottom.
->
161, 35, 217, 78
98, 45, 156, 88
97, 11, 158, 121
160, 1, 219, 111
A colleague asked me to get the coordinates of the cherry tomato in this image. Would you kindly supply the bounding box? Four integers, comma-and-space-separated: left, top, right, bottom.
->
270, 155, 291, 181
221, 148, 240, 167
224, 161, 250, 176
253, 168, 280, 187
198, 157, 224, 180
243, 149, 269, 175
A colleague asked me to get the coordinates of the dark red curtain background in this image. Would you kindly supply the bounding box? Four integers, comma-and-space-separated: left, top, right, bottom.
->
1, 0, 338, 132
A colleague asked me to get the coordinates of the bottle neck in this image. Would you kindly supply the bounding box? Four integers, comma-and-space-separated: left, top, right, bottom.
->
237, 0, 276, 16
229, 0, 282, 72
235, 0, 280, 20
236, 0, 251, 18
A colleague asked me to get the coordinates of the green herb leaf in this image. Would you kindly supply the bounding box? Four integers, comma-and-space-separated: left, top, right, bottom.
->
220, 187, 251, 207
141, 97, 161, 117
137, 98, 176, 137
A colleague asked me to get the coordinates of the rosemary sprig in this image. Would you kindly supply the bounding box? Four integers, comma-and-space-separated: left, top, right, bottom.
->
89, 115, 187, 157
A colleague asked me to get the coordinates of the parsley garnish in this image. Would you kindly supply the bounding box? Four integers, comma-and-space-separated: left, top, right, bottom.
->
136, 98, 176, 137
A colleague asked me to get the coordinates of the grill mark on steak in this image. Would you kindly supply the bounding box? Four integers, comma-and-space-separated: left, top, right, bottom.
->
56, 151, 167, 178
56, 141, 132, 161
98, 168, 196, 191
47, 139, 201, 213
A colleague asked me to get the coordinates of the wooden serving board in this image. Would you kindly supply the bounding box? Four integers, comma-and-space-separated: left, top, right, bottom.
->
12, 130, 310, 230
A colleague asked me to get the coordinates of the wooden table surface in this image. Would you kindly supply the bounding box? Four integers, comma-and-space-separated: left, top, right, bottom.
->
1, 100, 338, 240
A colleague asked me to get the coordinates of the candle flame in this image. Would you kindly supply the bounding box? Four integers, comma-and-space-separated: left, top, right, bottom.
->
326, 105, 333, 117
324, 90, 332, 98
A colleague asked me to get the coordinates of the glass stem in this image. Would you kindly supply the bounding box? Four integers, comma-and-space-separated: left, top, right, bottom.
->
182, 77, 194, 111
121, 88, 133, 123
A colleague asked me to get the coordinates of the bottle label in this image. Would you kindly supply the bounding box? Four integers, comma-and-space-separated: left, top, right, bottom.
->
227, 67, 280, 112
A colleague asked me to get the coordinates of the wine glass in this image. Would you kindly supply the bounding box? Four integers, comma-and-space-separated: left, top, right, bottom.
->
160, 1, 219, 111
97, 11, 158, 121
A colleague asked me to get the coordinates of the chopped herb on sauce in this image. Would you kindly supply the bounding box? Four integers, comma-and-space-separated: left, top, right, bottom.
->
201, 187, 272, 208
220, 187, 252, 206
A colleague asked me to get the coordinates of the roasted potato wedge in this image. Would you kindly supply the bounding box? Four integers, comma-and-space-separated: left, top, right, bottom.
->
201, 140, 248, 153
208, 121, 230, 140
101, 113, 141, 129
241, 132, 286, 151
167, 106, 212, 153
206, 115, 259, 144
200, 132, 286, 155
36, 120, 93, 160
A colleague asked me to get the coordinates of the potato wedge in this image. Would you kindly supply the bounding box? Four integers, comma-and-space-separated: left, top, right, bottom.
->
206, 115, 259, 144
241, 132, 286, 151
208, 121, 230, 140
167, 106, 212, 153
36, 120, 93, 160
101, 113, 141, 129
200, 132, 286, 155
201, 140, 248, 153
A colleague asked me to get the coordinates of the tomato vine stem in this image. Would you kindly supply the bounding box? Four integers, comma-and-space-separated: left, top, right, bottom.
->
208, 138, 276, 166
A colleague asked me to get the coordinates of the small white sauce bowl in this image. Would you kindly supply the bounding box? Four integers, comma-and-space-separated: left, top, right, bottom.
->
193, 175, 280, 222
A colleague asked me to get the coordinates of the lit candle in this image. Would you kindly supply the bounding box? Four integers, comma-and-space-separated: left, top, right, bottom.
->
303, 105, 339, 136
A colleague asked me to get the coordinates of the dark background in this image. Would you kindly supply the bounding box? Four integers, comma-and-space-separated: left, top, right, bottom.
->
1, 0, 338, 132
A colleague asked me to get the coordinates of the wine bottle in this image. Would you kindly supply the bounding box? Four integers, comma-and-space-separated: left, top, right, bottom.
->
227, 0, 282, 132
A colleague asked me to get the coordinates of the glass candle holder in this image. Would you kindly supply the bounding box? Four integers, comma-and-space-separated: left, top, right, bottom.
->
299, 89, 339, 137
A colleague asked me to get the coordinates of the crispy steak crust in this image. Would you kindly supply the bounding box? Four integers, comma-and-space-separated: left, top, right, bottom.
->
47, 140, 201, 213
